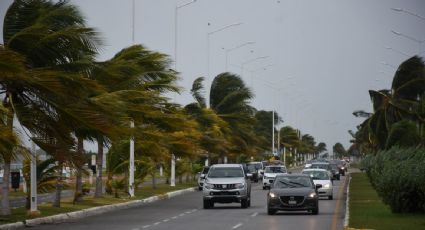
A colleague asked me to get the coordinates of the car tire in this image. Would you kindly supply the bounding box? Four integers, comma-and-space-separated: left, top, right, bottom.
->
312, 206, 319, 215
241, 198, 249, 208
203, 199, 212, 209
267, 208, 277, 215
262, 186, 266, 190
328, 195, 333, 200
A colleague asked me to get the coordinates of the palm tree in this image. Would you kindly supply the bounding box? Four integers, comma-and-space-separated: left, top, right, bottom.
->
185, 77, 230, 163
1, 0, 112, 212
209, 72, 258, 160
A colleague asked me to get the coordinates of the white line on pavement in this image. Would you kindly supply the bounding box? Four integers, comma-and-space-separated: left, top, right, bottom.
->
185, 211, 192, 214
153, 222, 161, 225
251, 212, 258, 217
179, 213, 185, 216
171, 216, 178, 219
131, 228, 140, 230
163, 219, 170, 222
232, 223, 243, 229
191, 209, 197, 212
142, 225, 151, 229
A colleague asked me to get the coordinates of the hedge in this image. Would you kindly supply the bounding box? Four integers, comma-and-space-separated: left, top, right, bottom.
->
361, 147, 425, 213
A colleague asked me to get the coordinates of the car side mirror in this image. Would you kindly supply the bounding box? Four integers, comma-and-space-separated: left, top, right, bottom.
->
315, 184, 322, 190
246, 173, 253, 178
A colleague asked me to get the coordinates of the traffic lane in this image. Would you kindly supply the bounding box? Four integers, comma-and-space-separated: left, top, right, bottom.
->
233, 175, 347, 230
27, 176, 346, 230
26, 189, 204, 230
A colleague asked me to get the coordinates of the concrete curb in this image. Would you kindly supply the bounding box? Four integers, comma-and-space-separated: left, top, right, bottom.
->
0, 187, 196, 229
343, 172, 352, 228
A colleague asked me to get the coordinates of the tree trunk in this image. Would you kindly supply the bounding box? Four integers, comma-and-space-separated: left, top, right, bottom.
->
95, 135, 104, 198
52, 161, 63, 207
1, 157, 11, 215
73, 137, 84, 203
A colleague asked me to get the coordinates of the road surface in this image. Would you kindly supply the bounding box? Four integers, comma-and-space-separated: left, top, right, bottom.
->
27, 172, 348, 230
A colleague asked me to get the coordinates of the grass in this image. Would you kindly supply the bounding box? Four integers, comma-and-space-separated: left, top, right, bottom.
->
348, 173, 425, 230
0, 182, 196, 225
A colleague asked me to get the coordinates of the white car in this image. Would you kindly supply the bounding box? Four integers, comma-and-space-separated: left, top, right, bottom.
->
262, 165, 287, 190
302, 168, 334, 200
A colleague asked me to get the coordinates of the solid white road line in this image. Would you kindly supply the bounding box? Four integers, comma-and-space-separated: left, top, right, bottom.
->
232, 223, 243, 229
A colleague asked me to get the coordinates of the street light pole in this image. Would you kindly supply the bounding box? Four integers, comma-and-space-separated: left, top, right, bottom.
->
30, 139, 38, 213
129, 120, 135, 197
391, 30, 425, 53
224, 41, 255, 71
175, 0, 197, 70
206, 22, 243, 106
241, 56, 269, 77
391, 8, 425, 21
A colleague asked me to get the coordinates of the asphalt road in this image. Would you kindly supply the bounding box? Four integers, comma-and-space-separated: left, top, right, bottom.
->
27, 170, 348, 230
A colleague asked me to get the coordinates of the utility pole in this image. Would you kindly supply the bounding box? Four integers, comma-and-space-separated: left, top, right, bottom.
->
30, 139, 39, 215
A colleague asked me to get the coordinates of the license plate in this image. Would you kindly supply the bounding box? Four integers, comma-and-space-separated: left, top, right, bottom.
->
288, 200, 297, 205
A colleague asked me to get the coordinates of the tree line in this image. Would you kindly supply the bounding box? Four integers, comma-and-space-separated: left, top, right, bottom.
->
0, 0, 324, 216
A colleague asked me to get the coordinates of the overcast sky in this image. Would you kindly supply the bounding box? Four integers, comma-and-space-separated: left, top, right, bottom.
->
1, 0, 425, 152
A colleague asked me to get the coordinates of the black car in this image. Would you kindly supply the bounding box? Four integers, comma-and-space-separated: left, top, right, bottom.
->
329, 163, 340, 180
267, 174, 321, 215
246, 162, 262, 182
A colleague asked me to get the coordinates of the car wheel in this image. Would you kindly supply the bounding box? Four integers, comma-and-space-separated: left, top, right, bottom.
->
241, 198, 249, 208
262, 186, 266, 190
203, 199, 211, 209
328, 195, 333, 200
267, 208, 277, 215
312, 206, 319, 215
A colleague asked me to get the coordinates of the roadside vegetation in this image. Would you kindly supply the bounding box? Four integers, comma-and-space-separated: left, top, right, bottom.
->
349, 173, 425, 230
0, 0, 325, 218
348, 54, 425, 226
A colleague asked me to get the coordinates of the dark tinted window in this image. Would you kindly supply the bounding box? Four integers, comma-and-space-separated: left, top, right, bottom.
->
274, 176, 313, 188
208, 167, 244, 178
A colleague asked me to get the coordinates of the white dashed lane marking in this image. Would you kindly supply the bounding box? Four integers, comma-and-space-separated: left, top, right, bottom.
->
136, 209, 199, 229
251, 212, 258, 217
142, 225, 150, 229
232, 223, 243, 229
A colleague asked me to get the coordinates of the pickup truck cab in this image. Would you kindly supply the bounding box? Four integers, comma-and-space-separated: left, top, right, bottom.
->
202, 164, 251, 209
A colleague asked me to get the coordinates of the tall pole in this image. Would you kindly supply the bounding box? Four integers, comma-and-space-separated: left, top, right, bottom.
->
171, 154, 176, 186
175, 0, 197, 70
272, 110, 275, 155
30, 139, 38, 213
129, 0, 136, 197
206, 22, 243, 106
129, 120, 135, 197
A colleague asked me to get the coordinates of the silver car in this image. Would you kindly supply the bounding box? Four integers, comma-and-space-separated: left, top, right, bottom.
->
262, 165, 287, 190
202, 164, 251, 209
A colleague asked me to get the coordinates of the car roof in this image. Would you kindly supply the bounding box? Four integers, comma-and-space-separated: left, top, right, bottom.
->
302, 168, 327, 172
266, 165, 286, 168
210, 164, 242, 168
311, 162, 329, 165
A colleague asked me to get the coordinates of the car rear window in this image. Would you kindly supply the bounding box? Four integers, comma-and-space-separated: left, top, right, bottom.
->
302, 171, 330, 180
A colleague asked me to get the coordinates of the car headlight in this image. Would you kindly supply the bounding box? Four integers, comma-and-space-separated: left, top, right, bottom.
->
323, 183, 330, 189
341, 167, 345, 170
269, 192, 277, 198
204, 182, 213, 189
308, 192, 317, 198
235, 183, 245, 189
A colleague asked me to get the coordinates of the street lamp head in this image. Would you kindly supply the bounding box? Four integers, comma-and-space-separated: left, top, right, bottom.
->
391, 7, 403, 12
391, 30, 402, 36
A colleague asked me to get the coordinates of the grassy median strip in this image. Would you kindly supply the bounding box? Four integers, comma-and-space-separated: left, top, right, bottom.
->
349, 173, 425, 230
0, 182, 195, 225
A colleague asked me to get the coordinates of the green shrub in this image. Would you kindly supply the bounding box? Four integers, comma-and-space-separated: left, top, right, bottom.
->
361, 147, 425, 213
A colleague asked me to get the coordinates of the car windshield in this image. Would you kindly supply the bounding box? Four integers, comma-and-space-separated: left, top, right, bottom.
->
274, 176, 312, 188
330, 164, 338, 170
208, 167, 244, 178
311, 164, 329, 170
302, 171, 330, 180
265, 167, 286, 173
